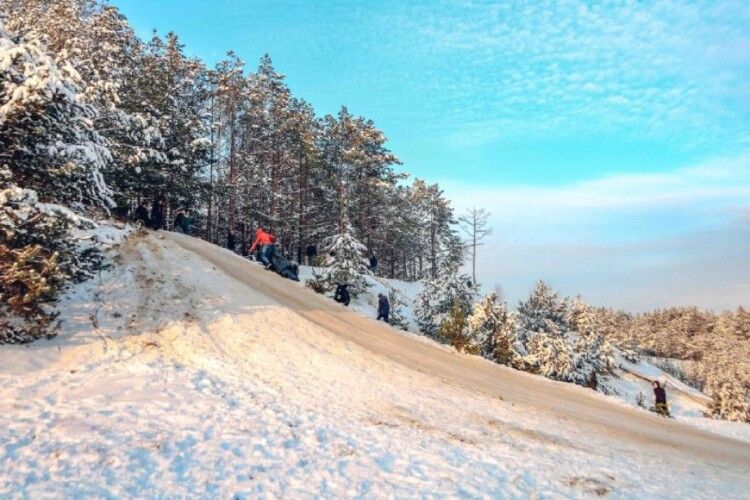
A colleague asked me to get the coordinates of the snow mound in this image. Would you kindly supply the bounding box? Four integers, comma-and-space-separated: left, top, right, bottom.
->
1, 232, 748, 497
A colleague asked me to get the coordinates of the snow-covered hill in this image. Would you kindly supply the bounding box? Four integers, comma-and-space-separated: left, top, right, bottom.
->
1, 231, 749, 498
303, 260, 750, 441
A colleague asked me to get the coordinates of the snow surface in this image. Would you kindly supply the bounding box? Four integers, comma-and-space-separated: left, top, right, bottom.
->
1, 232, 749, 498
302, 263, 747, 441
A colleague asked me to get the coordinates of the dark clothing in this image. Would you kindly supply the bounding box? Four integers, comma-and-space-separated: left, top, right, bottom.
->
305, 244, 317, 265
181, 215, 191, 235
174, 213, 185, 233
377, 294, 390, 323
369, 255, 378, 272
267, 247, 299, 281
377, 295, 390, 315
134, 205, 150, 226
334, 284, 351, 307
150, 202, 164, 230
654, 386, 667, 405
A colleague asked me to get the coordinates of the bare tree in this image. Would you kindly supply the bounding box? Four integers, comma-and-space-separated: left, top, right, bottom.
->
459, 207, 492, 286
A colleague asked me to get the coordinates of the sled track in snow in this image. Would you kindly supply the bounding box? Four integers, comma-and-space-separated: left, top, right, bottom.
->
167, 232, 750, 469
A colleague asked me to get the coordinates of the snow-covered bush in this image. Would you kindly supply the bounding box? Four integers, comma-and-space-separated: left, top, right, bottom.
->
0, 185, 107, 343
305, 269, 328, 294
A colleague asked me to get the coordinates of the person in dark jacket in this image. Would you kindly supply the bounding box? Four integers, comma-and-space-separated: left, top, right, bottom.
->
180, 211, 192, 235
305, 244, 317, 265
150, 200, 165, 230
334, 283, 351, 307
174, 211, 186, 233
377, 293, 390, 323
653, 380, 669, 417
134, 202, 150, 227
369, 253, 378, 273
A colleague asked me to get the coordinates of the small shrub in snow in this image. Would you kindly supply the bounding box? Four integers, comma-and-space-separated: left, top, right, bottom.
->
305, 269, 328, 295
635, 392, 646, 408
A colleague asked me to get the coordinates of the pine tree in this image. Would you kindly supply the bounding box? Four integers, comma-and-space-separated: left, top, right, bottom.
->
492, 303, 526, 368
438, 303, 473, 353
415, 264, 476, 339
323, 219, 371, 295
517, 280, 569, 338
385, 287, 410, 331
524, 333, 578, 383
465, 292, 502, 358
0, 17, 114, 210
707, 373, 750, 423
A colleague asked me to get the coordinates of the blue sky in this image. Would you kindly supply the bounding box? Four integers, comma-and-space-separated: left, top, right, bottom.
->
113, 0, 750, 310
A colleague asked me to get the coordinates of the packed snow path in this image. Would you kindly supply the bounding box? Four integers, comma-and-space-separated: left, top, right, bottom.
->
1, 232, 749, 498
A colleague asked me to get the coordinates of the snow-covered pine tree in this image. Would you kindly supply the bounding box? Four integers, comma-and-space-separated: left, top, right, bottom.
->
707, 372, 750, 423
0, 17, 113, 210
1, 19, 111, 343
439, 303, 472, 353
491, 302, 526, 368
524, 332, 578, 383
414, 264, 476, 339
386, 287, 410, 331
465, 291, 526, 366
323, 219, 371, 295
567, 296, 605, 382
465, 291, 502, 358
517, 280, 569, 339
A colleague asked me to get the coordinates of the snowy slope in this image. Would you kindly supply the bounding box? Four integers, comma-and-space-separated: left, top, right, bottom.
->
1, 232, 749, 498
302, 263, 737, 434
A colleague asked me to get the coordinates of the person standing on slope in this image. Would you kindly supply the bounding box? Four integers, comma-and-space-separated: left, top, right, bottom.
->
369, 253, 378, 274
305, 244, 317, 266
249, 227, 276, 267
652, 380, 669, 417
334, 283, 351, 306
377, 293, 390, 323
133, 202, 150, 227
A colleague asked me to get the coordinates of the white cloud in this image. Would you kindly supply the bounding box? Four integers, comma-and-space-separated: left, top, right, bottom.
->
445, 154, 750, 311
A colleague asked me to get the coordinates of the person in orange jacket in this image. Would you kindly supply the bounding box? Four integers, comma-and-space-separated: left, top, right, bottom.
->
249, 228, 276, 266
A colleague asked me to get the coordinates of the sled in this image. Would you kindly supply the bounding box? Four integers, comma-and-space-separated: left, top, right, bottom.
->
267, 247, 300, 282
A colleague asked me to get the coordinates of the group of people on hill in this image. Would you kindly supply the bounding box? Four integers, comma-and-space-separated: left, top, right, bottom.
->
133, 201, 191, 234
247, 227, 390, 322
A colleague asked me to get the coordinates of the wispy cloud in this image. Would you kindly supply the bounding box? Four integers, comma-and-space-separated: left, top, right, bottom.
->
380, 0, 750, 148
445, 153, 750, 311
